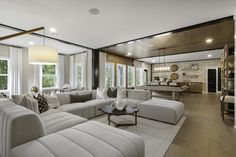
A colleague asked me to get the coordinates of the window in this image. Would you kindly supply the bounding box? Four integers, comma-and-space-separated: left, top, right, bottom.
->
117, 64, 126, 87
41, 65, 57, 88
0, 59, 8, 90
76, 63, 83, 87
127, 66, 135, 87
105, 62, 114, 87
135, 67, 143, 86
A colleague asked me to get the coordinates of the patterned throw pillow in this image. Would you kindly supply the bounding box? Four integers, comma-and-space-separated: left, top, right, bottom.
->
107, 87, 117, 98
33, 94, 49, 113
117, 88, 127, 99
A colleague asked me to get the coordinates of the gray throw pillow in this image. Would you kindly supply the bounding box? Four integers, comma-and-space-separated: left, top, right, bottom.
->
11, 95, 24, 104
70, 93, 92, 103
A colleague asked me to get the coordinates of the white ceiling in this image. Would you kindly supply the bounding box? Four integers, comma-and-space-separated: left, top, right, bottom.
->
137, 49, 222, 64
0, 0, 236, 49
0, 28, 88, 54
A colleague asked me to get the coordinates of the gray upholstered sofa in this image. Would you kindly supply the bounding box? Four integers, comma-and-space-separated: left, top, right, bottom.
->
54, 89, 151, 119
0, 99, 145, 157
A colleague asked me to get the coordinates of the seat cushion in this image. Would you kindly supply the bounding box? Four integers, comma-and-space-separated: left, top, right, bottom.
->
57, 103, 95, 119
40, 109, 87, 135
123, 98, 142, 108
138, 99, 184, 124
86, 98, 115, 116
10, 121, 144, 157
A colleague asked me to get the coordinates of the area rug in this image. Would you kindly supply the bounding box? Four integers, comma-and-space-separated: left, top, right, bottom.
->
93, 115, 186, 157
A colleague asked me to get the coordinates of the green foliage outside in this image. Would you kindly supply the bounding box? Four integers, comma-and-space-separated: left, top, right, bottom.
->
0, 60, 8, 90
136, 69, 141, 86
105, 64, 113, 87
42, 65, 56, 88
128, 67, 134, 87
77, 64, 83, 87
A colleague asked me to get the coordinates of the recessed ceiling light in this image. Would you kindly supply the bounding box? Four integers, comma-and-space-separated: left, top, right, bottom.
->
127, 52, 132, 56
208, 54, 212, 58
29, 41, 35, 45
206, 38, 213, 43
49, 27, 57, 33
89, 8, 100, 15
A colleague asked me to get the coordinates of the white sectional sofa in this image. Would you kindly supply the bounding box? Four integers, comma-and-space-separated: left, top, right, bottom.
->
55, 89, 151, 119
0, 99, 145, 157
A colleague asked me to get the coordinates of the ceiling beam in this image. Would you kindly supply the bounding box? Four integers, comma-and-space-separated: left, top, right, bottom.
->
0, 27, 44, 41
98, 16, 233, 50
0, 23, 93, 50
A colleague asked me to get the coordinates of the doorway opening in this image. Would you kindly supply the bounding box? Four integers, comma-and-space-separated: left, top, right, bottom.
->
206, 67, 221, 93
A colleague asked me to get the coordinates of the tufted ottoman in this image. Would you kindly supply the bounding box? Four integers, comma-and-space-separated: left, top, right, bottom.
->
137, 98, 184, 124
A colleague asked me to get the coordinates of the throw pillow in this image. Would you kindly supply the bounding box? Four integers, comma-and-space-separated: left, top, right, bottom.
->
20, 94, 40, 114
44, 94, 60, 109
11, 95, 24, 104
96, 87, 107, 99
33, 94, 49, 113
70, 93, 92, 103
117, 88, 127, 99
107, 87, 117, 98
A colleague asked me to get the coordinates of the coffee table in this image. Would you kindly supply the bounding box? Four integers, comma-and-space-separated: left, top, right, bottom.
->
99, 105, 139, 127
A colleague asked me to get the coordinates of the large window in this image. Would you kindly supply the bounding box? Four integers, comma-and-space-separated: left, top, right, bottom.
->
105, 62, 114, 87
75, 63, 83, 87
0, 59, 8, 90
41, 65, 57, 88
127, 66, 135, 88
135, 67, 143, 86
117, 64, 126, 87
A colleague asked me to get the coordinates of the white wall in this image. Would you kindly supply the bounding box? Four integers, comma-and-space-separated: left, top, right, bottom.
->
152, 59, 220, 93
22, 48, 35, 94
64, 55, 70, 84
0, 45, 10, 57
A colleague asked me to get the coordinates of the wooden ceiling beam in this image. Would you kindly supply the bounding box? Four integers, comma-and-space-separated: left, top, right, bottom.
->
0, 27, 44, 41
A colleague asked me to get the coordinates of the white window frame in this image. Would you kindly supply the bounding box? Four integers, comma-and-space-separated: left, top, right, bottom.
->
0, 57, 9, 92
127, 65, 135, 88
117, 64, 126, 88
105, 62, 115, 87
40, 65, 57, 89
135, 67, 143, 86
75, 63, 83, 88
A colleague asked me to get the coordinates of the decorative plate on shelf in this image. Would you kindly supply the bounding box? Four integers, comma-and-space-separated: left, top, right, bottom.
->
170, 73, 178, 80
170, 64, 178, 72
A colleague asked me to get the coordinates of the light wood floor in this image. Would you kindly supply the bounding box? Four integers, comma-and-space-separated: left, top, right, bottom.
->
164, 93, 236, 157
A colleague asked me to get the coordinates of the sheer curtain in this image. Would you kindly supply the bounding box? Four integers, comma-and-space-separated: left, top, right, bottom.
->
57, 55, 65, 88
9, 47, 22, 95
74, 52, 88, 89
99, 52, 106, 88
70, 55, 76, 88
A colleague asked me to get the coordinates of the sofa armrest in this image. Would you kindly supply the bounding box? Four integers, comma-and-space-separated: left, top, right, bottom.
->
127, 89, 151, 101
0, 100, 45, 157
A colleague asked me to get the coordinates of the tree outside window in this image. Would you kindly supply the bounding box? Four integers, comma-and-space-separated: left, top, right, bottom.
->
42, 65, 56, 88
105, 63, 114, 87
117, 64, 126, 87
76, 63, 83, 87
0, 59, 8, 90
128, 66, 135, 87
135, 67, 143, 86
